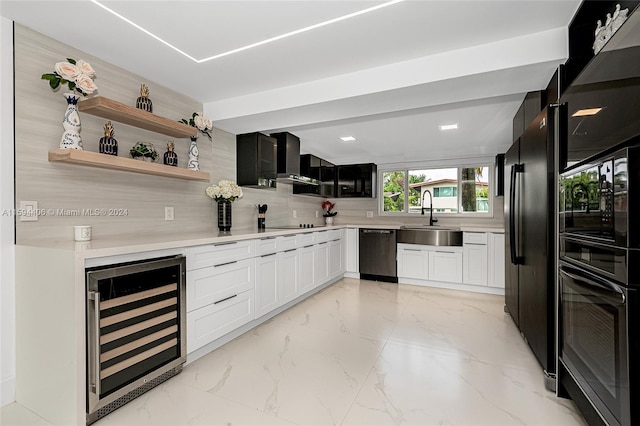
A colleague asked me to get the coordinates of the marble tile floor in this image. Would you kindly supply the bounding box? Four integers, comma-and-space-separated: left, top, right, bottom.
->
1, 278, 587, 426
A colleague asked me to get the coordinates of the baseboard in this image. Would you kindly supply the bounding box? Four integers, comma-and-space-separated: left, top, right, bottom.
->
1, 376, 15, 407
397, 277, 505, 295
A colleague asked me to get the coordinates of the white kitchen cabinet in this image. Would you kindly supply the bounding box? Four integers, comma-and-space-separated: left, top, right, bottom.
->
186, 258, 255, 312
276, 234, 297, 251
463, 232, 488, 286
254, 253, 279, 318
328, 238, 343, 279
345, 228, 359, 275
397, 244, 429, 279
429, 248, 463, 283
186, 290, 254, 353
314, 241, 329, 287
185, 240, 255, 271
279, 249, 299, 304
255, 236, 278, 256
488, 232, 505, 288
298, 244, 315, 294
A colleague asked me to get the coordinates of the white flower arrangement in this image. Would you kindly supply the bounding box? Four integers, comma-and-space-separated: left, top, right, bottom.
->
180, 112, 213, 139
41, 58, 98, 97
205, 180, 243, 202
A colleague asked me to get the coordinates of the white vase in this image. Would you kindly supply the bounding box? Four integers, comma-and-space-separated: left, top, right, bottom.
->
325, 216, 334, 225
187, 136, 199, 171
60, 92, 83, 149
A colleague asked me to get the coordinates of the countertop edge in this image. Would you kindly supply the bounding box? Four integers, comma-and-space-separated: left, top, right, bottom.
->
17, 223, 504, 259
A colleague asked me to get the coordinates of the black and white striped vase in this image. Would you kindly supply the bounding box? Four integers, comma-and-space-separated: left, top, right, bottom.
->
217, 200, 232, 232
136, 95, 152, 113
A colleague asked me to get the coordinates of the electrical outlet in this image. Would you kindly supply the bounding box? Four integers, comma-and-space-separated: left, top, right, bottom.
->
165, 206, 174, 221
315, 210, 319, 218
19, 200, 38, 222
292, 210, 297, 218
367, 211, 374, 218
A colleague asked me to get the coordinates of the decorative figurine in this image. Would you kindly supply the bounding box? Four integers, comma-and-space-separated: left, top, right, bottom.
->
98, 121, 118, 156
593, 3, 629, 54
163, 141, 178, 167
136, 83, 153, 113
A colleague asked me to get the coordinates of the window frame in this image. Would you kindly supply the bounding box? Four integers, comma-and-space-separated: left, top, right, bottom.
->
378, 162, 494, 218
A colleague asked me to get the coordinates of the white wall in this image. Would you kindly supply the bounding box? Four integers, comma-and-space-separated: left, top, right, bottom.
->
1, 16, 16, 406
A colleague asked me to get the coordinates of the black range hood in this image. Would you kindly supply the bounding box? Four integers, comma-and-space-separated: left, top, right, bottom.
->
270, 132, 319, 185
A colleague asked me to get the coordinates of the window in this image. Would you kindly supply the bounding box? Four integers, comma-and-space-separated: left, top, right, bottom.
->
381, 165, 491, 215
434, 187, 457, 197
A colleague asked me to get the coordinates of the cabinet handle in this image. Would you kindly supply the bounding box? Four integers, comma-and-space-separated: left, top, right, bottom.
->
261, 253, 276, 258
214, 294, 238, 305
214, 260, 238, 267
214, 241, 237, 246
303, 244, 314, 248
88, 291, 101, 398
283, 235, 295, 238
260, 237, 276, 240
318, 242, 327, 245
435, 251, 455, 254
284, 249, 297, 253
404, 248, 421, 252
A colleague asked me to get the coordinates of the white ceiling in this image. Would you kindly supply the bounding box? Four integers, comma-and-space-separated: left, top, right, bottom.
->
1, 0, 583, 165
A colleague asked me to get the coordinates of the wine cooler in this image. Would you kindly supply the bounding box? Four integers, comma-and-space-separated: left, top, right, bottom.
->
86, 255, 186, 424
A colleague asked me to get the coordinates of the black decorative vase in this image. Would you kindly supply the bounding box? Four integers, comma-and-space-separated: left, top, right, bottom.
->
99, 135, 118, 156
136, 96, 153, 113
98, 121, 118, 156
218, 200, 232, 232
163, 142, 178, 167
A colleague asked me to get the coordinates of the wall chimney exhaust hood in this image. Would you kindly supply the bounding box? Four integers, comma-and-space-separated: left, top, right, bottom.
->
271, 132, 319, 185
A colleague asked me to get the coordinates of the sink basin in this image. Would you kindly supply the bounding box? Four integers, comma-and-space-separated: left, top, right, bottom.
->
397, 227, 463, 246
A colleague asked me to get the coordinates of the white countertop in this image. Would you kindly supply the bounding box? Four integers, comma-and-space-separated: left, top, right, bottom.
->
18, 223, 504, 259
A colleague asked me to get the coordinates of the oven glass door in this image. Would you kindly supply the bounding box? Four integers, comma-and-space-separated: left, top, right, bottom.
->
559, 159, 614, 241
559, 264, 628, 425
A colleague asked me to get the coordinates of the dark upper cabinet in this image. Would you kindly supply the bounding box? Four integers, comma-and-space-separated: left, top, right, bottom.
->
564, 1, 640, 93
293, 154, 335, 197
560, 5, 640, 170
513, 91, 545, 142
236, 132, 277, 188
336, 163, 377, 198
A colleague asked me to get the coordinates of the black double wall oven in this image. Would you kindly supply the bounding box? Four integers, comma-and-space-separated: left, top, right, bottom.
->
558, 147, 640, 426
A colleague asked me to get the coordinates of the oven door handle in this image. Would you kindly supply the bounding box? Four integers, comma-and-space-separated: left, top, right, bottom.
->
560, 268, 626, 304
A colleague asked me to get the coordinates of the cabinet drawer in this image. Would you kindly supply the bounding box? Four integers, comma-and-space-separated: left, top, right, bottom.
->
327, 229, 343, 241
313, 230, 329, 243
296, 232, 314, 247
276, 234, 297, 251
186, 290, 254, 353
463, 232, 487, 245
185, 240, 255, 270
187, 258, 255, 312
256, 237, 278, 255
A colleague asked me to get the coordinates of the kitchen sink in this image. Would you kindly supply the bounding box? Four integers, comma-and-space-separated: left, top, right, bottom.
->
397, 226, 462, 246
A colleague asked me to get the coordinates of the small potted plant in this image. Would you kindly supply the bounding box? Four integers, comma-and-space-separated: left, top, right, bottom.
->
322, 200, 337, 225
129, 142, 158, 162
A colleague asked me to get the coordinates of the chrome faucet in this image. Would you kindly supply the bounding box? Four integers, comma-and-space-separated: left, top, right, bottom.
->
421, 189, 438, 226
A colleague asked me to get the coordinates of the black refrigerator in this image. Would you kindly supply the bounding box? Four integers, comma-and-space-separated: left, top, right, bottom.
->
504, 106, 557, 386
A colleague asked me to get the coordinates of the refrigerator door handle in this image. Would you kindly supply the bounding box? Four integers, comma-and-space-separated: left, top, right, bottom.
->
509, 163, 524, 265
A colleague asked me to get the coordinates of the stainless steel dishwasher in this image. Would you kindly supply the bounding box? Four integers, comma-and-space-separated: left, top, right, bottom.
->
359, 229, 397, 283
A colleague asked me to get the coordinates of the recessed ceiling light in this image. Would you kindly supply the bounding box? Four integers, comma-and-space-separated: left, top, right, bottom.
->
439, 124, 458, 131
572, 108, 603, 117
90, 0, 405, 63
340, 136, 356, 142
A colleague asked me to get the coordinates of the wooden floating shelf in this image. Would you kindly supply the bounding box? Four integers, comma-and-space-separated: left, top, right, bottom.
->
78, 96, 197, 138
48, 149, 210, 181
